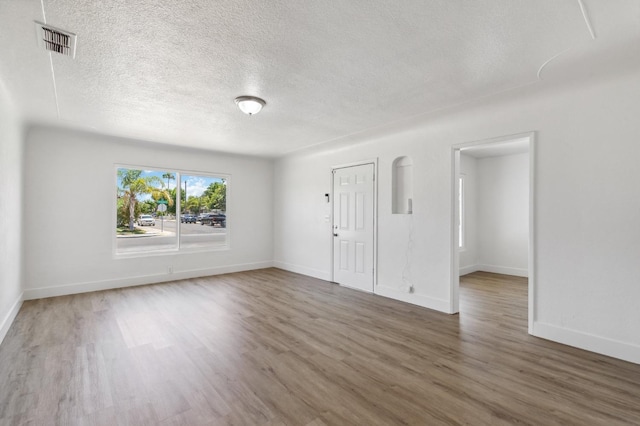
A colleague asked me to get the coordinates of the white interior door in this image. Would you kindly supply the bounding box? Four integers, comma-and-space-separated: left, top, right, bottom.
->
333, 163, 375, 292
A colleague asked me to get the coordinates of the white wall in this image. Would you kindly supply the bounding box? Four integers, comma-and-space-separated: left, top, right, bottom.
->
22, 126, 274, 299
0, 90, 23, 344
461, 152, 529, 277
274, 69, 640, 364
459, 153, 477, 274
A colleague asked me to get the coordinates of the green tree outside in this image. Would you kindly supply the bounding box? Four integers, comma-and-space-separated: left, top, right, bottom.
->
162, 172, 175, 190
203, 180, 226, 211
117, 169, 173, 230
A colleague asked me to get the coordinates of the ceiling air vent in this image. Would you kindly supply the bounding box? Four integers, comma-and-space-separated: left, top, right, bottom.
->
34, 21, 77, 58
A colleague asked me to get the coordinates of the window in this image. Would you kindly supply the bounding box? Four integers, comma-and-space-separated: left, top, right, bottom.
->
458, 176, 465, 249
180, 174, 227, 250
115, 167, 228, 255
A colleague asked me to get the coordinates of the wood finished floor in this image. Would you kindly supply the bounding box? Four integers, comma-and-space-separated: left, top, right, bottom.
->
1, 269, 640, 425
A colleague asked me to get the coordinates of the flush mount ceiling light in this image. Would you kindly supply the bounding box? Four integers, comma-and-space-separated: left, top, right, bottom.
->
235, 96, 266, 116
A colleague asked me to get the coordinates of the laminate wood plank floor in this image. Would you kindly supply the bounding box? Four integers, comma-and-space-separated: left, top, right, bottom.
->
1, 269, 639, 425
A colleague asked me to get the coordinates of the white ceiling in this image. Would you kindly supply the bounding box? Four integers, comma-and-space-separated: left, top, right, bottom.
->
0, 0, 639, 157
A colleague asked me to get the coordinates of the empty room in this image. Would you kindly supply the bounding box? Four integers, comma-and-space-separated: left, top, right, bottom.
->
1, 1, 640, 424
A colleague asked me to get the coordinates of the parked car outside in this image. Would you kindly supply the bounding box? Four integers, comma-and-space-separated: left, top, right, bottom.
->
181, 214, 197, 223
200, 213, 226, 227
137, 214, 156, 226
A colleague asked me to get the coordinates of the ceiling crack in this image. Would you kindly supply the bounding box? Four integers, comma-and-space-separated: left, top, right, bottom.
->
39, 0, 47, 23
577, 0, 596, 40
537, 1, 596, 81
536, 47, 572, 80
40, 0, 61, 119
48, 54, 61, 120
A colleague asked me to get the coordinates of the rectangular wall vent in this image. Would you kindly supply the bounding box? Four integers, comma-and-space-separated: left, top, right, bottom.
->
34, 21, 77, 58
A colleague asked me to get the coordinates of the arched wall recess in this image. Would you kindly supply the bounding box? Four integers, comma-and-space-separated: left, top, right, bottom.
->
392, 156, 413, 214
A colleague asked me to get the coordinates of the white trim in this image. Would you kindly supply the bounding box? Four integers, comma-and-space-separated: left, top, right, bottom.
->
450, 131, 536, 326
375, 286, 451, 313
273, 264, 450, 313
458, 175, 465, 250
273, 261, 331, 281
528, 136, 536, 333
451, 132, 532, 151
459, 264, 480, 276
23, 261, 272, 300
532, 321, 640, 365
459, 264, 528, 278
473, 264, 528, 278
331, 158, 378, 171
0, 293, 23, 345
450, 149, 461, 312
330, 158, 378, 291
113, 164, 232, 258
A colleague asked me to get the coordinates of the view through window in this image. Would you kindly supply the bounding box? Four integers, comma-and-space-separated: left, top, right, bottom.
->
116, 167, 228, 255
180, 174, 227, 250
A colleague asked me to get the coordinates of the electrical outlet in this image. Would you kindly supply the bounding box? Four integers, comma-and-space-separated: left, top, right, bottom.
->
408, 285, 414, 293
168, 266, 173, 274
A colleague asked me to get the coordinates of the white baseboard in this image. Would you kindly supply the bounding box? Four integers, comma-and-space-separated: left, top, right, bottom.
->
472, 264, 528, 278
23, 261, 273, 300
459, 264, 480, 276
532, 321, 640, 365
375, 285, 451, 314
272, 261, 331, 281
272, 262, 451, 314
0, 293, 23, 346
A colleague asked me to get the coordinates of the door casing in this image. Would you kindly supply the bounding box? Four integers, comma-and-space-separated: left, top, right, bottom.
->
450, 132, 535, 333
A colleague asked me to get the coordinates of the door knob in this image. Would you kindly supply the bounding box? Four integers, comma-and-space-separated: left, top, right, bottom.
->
333, 233, 338, 237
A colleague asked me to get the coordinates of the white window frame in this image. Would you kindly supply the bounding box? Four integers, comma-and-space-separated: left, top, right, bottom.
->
113, 164, 230, 258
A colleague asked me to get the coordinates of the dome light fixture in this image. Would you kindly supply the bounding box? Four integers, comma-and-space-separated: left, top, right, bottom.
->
235, 96, 266, 116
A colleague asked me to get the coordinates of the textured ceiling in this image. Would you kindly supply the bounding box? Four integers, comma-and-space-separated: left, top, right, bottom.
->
0, 0, 639, 157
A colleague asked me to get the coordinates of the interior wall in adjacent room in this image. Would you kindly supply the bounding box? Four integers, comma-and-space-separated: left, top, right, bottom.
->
474, 152, 529, 277
459, 153, 477, 275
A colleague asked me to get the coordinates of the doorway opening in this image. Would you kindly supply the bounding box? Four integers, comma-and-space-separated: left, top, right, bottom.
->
451, 133, 535, 333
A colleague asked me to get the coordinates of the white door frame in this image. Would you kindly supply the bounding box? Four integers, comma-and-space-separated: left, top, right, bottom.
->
331, 159, 378, 292
450, 132, 536, 333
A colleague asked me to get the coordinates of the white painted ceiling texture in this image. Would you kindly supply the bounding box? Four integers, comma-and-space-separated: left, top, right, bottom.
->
0, 0, 638, 157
